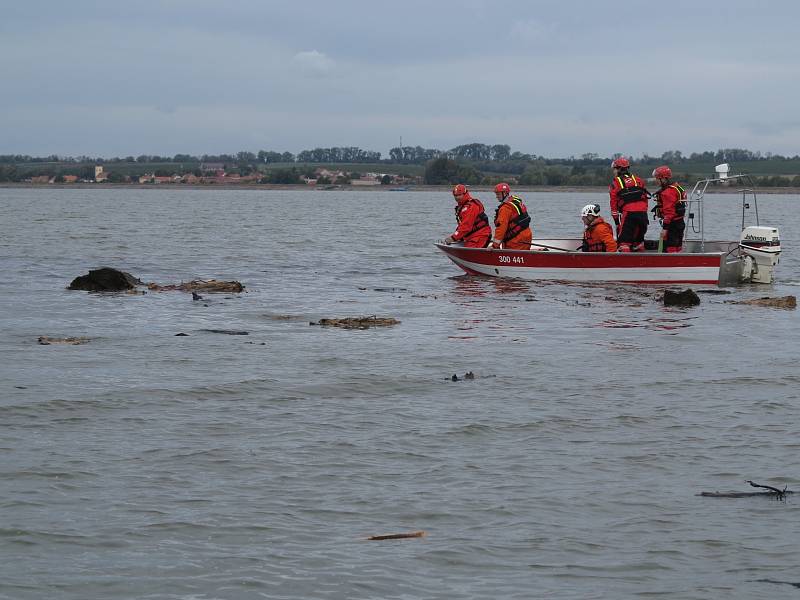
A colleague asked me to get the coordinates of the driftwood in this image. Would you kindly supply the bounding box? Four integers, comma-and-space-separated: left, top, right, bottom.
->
367, 531, 426, 541
38, 336, 90, 345
310, 316, 400, 329
699, 480, 793, 499
147, 279, 244, 293
729, 295, 796, 309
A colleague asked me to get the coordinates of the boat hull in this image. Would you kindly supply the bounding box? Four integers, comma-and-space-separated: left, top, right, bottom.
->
436, 241, 728, 284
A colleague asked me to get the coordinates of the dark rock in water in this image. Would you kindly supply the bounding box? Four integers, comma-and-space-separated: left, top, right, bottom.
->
451, 374, 459, 381
68, 267, 142, 292
192, 291, 203, 301
464, 371, 475, 380
696, 289, 732, 295
663, 289, 700, 307
174, 332, 189, 336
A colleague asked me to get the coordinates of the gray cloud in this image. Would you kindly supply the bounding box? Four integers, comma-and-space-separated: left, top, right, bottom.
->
3, 0, 800, 157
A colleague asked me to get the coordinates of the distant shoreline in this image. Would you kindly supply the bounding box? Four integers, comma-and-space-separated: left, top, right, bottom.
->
1, 182, 799, 194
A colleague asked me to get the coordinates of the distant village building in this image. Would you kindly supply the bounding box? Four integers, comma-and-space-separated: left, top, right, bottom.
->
63, 175, 79, 183
200, 162, 225, 174
94, 165, 107, 182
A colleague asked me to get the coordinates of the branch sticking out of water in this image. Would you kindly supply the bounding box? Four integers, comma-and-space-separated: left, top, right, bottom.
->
699, 480, 792, 499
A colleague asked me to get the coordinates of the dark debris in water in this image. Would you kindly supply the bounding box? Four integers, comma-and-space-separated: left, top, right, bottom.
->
696, 289, 732, 295
200, 329, 250, 335
752, 579, 800, 589
449, 371, 490, 381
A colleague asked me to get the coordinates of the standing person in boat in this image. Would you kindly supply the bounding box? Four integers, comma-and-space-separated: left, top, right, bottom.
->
580, 204, 617, 252
652, 165, 687, 253
490, 182, 532, 250
444, 184, 492, 248
609, 157, 649, 252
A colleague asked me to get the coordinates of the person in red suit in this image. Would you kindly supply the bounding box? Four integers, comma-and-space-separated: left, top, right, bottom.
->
652, 165, 687, 253
444, 184, 492, 248
609, 157, 649, 252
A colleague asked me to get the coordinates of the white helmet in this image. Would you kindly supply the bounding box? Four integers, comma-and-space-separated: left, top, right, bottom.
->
581, 204, 601, 217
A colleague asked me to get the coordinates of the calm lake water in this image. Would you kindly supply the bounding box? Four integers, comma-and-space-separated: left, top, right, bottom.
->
1, 187, 799, 600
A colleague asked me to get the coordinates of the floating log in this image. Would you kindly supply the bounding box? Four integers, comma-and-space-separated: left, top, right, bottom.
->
367, 531, 426, 541
730, 295, 796, 309
38, 336, 90, 345
147, 279, 244, 293
310, 316, 400, 329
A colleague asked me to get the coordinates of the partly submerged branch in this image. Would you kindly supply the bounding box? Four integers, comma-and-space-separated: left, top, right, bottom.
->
699, 480, 793, 499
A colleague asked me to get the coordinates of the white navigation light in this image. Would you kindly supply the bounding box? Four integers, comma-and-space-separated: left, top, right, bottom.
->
715, 163, 730, 179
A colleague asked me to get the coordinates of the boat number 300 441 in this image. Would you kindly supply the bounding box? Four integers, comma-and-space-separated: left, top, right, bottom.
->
498, 255, 525, 264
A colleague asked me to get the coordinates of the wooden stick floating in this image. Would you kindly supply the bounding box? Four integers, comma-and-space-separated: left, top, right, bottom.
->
366, 531, 426, 541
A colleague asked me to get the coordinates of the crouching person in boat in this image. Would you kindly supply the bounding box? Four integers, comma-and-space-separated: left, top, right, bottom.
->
610, 157, 649, 252
652, 165, 687, 253
580, 204, 617, 252
490, 182, 532, 250
444, 184, 492, 248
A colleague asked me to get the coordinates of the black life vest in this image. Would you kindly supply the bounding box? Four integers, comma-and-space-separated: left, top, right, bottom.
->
495, 195, 531, 243
615, 173, 649, 205
454, 199, 490, 238
653, 183, 686, 219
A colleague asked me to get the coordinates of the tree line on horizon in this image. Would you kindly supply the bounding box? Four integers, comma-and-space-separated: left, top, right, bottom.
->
3, 144, 800, 187
2, 145, 798, 166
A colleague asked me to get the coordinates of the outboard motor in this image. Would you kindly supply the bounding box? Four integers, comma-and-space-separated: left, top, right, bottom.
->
739, 226, 780, 283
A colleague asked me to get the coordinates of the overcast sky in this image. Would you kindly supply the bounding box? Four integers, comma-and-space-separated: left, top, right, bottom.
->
3, 0, 799, 158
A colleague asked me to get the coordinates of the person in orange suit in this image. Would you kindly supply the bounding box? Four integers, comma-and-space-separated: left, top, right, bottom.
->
652, 165, 687, 253
580, 204, 617, 252
444, 184, 492, 248
490, 182, 532, 250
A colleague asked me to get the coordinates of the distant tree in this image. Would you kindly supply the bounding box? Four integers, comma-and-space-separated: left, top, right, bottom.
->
380, 174, 392, 185
424, 158, 481, 185
490, 144, 511, 161
106, 171, 125, 183
266, 168, 301, 184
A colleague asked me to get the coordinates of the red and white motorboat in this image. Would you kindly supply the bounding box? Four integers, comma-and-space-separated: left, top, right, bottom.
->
437, 168, 781, 285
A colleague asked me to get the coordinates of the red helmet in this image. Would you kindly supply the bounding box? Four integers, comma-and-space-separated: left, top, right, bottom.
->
452, 183, 468, 197
494, 182, 510, 195
652, 166, 672, 180
611, 157, 630, 169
